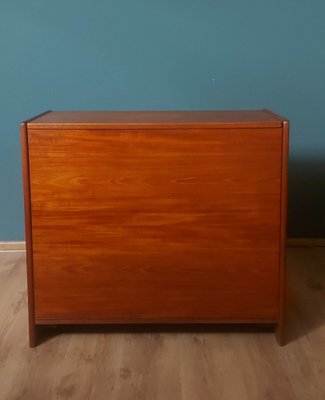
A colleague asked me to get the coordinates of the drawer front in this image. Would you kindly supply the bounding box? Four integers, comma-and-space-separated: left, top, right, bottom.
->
28, 128, 282, 322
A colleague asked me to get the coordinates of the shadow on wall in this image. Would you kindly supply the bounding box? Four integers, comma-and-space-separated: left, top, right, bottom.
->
288, 156, 325, 238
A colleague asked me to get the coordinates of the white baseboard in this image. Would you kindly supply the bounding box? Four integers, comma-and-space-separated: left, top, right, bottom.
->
287, 238, 325, 247
0, 241, 26, 252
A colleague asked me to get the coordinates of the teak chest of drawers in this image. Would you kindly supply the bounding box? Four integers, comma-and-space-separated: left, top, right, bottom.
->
21, 110, 289, 347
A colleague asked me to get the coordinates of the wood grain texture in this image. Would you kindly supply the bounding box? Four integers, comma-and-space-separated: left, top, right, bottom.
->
27, 126, 283, 323
1, 249, 325, 400
20, 112, 51, 347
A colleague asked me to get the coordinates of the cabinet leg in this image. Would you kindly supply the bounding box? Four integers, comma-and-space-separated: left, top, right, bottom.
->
275, 322, 285, 346
29, 323, 39, 348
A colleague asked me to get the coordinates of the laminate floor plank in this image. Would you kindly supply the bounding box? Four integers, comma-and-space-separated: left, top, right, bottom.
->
0, 248, 324, 400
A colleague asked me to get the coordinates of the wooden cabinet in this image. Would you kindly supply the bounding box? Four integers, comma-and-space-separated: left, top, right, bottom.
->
21, 110, 289, 347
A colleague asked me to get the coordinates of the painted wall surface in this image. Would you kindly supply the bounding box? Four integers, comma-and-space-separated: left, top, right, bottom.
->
0, 1, 324, 239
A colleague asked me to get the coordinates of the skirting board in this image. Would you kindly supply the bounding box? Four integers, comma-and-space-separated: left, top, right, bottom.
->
0, 241, 26, 251
286, 238, 325, 247
1, 239, 325, 252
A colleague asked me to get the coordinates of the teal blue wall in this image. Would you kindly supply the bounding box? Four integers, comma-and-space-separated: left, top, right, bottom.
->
1, 1, 325, 239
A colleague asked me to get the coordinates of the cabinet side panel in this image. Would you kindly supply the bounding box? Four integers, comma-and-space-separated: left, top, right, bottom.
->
28, 128, 283, 322
276, 121, 289, 344
20, 123, 37, 347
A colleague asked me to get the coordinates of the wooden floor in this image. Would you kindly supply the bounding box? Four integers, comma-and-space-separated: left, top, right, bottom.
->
0, 248, 324, 400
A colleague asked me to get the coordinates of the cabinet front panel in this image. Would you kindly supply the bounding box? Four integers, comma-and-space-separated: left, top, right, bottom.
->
28, 128, 282, 322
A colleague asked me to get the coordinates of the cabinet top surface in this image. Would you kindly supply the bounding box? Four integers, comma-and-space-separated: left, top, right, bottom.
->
26, 110, 285, 130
